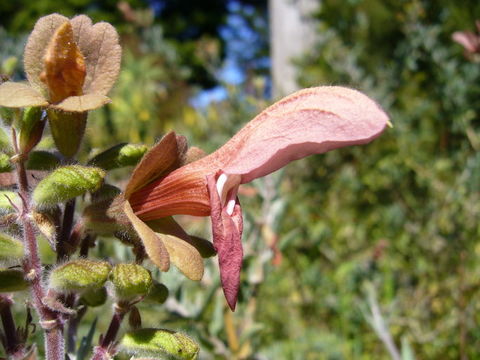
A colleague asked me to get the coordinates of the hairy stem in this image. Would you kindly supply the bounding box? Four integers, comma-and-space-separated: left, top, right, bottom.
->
90, 305, 127, 360
57, 199, 76, 261
13, 131, 65, 360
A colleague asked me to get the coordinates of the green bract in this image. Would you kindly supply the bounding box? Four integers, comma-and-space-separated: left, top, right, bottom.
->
33, 165, 105, 206
120, 328, 199, 360
49, 259, 111, 292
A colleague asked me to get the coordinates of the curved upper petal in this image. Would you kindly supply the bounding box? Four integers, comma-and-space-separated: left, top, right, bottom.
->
217, 86, 389, 183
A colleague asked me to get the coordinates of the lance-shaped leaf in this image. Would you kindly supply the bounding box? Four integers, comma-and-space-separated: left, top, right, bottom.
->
88, 143, 149, 170
24, 13, 69, 93
120, 328, 199, 360
49, 259, 111, 292
33, 165, 105, 206
110, 263, 153, 301
0, 82, 48, 108
0, 233, 24, 261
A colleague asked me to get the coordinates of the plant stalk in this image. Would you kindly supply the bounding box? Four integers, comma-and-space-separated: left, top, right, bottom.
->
90, 304, 127, 360
13, 130, 65, 360
0, 295, 23, 357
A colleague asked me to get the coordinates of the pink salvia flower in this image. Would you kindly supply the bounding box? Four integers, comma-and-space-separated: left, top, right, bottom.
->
129, 86, 389, 310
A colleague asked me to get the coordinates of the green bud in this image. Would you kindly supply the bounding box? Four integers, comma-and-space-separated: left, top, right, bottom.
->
145, 282, 169, 304
121, 328, 199, 360
20, 107, 45, 154
110, 264, 152, 300
49, 259, 111, 292
80, 286, 108, 307
33, 165, 105, 206
0, 269, 29, 292
0, 153, 12, 172
47, 109, 87, 158
0, 233, 24, 261
26, 151, 60, 171
88, 143, 148, 170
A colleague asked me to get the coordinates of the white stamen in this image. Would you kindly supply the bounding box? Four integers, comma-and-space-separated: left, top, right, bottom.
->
216, 173, 228, 199
226, 199, 236, 215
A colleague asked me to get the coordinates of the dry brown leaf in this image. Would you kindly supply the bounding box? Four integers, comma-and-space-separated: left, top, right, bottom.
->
124, 201, 170, 272
125, 132, 186, 198
0, 82, 48, 108
52, 93, 110, 112
159, 233, 204, 281
24, 14, 69, 93
71, 16, 121, 95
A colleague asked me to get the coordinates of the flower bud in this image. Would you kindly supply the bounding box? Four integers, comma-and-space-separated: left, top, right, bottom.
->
120, 328, 199, 360
0, 233, 24, 262
33, 165, 105, 207
0, 269, 29, 292
49, 259, 111, 292
110, 264, 152, 301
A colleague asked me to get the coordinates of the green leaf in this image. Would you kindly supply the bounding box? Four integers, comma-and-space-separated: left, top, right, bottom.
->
110, 264, 153, 301
26, 151, 60, 171
88, 143, 148, 170
0, 82, 48, 108
0, 233, 24, 261
33, 165, 105, 206
49, 259, 111, 292
0, 269, 29, 292
120, 328, 199, 360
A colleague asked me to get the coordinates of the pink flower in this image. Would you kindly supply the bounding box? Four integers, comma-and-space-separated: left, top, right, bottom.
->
128, 86, 389, 310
